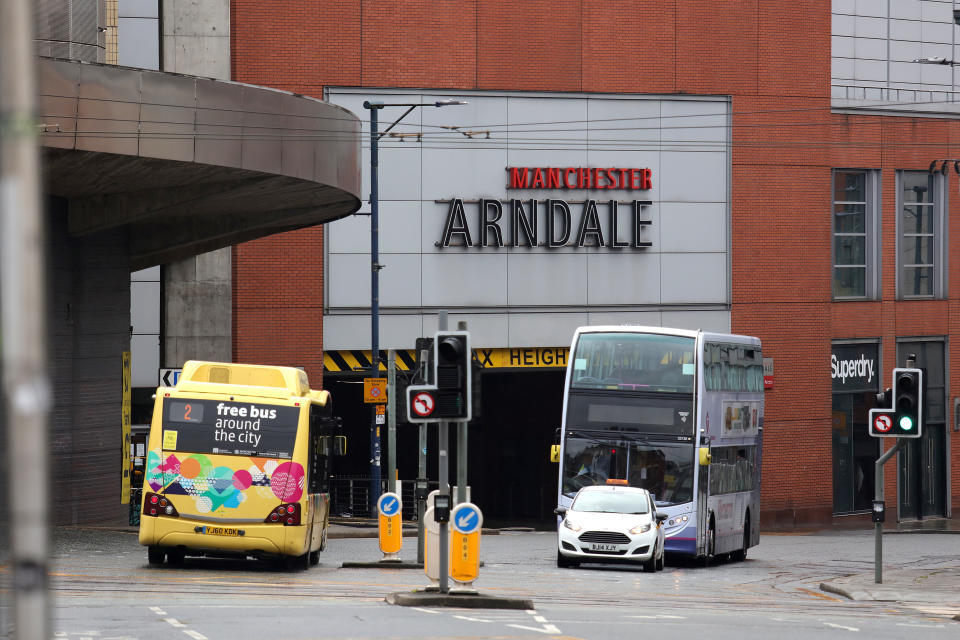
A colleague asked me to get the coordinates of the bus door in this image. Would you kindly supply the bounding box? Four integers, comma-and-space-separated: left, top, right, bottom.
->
696, 441, 710, 557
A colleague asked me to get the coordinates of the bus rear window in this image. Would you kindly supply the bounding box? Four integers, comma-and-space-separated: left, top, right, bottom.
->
162, 398, 299, 459
572, 333, 695, 393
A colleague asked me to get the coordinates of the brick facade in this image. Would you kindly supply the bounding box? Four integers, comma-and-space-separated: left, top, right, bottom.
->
231, 1, 960, 526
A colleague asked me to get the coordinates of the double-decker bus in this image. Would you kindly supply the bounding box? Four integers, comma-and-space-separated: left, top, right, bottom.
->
139, 360, 344, 569
555, 326, 763, 562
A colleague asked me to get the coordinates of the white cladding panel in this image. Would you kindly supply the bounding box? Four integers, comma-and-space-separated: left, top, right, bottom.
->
325, 89, 731, 350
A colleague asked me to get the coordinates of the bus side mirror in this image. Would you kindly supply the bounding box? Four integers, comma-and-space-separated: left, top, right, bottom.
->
334, 435, 347, 456
550, 444, 560, 463
698, 447, 711, 466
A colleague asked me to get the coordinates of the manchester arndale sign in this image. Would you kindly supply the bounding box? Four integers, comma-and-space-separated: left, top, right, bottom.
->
439, 166, 654, 249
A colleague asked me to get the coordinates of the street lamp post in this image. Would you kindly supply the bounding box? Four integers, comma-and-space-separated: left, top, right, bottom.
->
362, 99, 465, 514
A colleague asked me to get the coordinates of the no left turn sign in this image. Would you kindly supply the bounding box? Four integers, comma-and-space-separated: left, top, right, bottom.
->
873, 414, 892, 433
411, 392, 435, 418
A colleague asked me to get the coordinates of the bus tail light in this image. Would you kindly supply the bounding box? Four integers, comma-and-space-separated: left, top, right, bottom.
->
143, 492, 180, 518
265, 503, 301, 526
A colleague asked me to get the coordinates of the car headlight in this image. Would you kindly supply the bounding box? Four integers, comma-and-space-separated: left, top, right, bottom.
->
630, 523, 652, 534
563, 518, 582, 532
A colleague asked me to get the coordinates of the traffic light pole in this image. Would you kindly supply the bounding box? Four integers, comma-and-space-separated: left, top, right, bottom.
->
874, 440, 903, 584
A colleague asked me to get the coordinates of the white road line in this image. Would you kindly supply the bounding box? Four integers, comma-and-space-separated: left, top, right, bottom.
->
182, 631, 207, 640
508, 623, 563, 635
508, 610, 561, 635
453, 615, 490, 623
149, 607, 166, 616
163, 618, 186, 629
414, 607, 439, 614
896, 623, 946, 629
824, 622, 859, 632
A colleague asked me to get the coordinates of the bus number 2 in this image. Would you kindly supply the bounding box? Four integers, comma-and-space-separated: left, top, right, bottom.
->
183, 404, 192, 421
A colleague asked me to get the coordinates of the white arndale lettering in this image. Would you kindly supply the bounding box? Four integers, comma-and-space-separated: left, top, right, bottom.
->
213, 403, 279, 448
831, 354, 874, 384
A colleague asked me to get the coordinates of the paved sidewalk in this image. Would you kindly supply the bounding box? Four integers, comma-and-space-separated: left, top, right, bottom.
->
820, 567, 960, 620
818, 518, 960, 620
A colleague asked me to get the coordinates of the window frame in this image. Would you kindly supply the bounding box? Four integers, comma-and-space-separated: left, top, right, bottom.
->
831, 168, 880, 301
897, 170, 946, 299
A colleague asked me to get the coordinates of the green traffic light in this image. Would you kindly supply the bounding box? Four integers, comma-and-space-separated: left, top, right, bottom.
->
899, 415, 914, 431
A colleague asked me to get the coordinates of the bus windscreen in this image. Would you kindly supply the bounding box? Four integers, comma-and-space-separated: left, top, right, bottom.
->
162, 398, 299, 459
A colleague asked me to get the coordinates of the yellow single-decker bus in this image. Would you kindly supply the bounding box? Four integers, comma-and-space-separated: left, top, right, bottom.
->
139, 360, 344, 569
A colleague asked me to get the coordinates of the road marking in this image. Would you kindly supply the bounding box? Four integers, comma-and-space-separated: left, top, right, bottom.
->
413, 607, 439, 614
163, 618, 185, 628
182, 631, 207, 640
897, 623, 947, 629
149, 607, 166, 616
507, 610, 561, 635
453, 615, 490, 623
796, 587, 842, 601
824, 622, 859, 632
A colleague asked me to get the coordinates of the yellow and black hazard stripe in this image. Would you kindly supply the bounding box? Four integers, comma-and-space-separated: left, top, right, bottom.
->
323, 350, 418, 373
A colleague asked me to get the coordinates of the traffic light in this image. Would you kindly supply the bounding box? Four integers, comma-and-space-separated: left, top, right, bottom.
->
891, 367, 922, 438
433, 331, 471, 421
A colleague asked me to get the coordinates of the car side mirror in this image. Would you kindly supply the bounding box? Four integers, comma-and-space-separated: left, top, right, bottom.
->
554, 507, 567, 517
655, 512, 668, 523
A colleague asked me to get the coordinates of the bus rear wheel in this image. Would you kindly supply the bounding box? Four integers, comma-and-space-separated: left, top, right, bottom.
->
147, 546, 165, 565
731, 513, 749, 562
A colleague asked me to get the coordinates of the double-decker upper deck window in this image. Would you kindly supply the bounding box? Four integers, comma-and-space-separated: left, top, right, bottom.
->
899, 171, 942, 298
571, 332, 695, 393
832, 170, 877, 299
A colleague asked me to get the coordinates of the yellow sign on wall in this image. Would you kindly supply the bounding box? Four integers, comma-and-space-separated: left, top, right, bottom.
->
121, 351, 131, 504
473, 347, 568, 369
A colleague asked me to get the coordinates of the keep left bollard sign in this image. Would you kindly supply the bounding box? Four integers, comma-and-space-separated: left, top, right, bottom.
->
377, 492, 403, 555
450, 502, 482, 583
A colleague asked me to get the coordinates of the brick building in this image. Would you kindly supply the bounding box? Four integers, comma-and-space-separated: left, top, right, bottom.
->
229, 1, 960, 527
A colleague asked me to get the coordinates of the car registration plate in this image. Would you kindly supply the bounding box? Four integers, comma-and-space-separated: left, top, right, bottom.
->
203, 526, 239, 537
588, 543, 619, 552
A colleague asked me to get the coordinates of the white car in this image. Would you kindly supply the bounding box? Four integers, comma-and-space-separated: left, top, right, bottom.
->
556, 485, 666, 571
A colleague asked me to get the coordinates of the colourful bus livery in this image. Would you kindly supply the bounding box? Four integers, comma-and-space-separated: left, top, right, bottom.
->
139, 360, 344, 568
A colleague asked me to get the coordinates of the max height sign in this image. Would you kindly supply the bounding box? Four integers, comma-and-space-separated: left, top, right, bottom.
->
439, 166, 654, 249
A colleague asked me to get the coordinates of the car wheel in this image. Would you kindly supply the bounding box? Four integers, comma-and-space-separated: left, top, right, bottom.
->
656, 545, 665, 571
167, 549, 185, 565
557, 550, 578, 568
309, 549, 321, 565
642, 548, 657, 573
147, 546, 165, 565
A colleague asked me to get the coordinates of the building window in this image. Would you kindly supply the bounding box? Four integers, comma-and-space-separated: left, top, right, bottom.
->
898, 171, 944, 298
832, 169, 878, 299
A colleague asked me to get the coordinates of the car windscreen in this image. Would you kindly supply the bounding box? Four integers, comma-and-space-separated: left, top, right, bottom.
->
162, 398, 299, 459
571, 491, 650, 514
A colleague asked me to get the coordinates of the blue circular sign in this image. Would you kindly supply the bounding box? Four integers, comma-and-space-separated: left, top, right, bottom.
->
377, 492, 401, 517
451, 503, 482, 534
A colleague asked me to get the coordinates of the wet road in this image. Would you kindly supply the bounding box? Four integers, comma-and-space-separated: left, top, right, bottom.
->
41, 527, 960, 639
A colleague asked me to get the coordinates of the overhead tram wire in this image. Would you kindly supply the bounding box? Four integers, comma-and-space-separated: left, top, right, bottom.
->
38, 90, 960, 139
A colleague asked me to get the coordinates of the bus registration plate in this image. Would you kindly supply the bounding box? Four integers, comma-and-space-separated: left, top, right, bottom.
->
203, 526, 239, 537
588, 543, 618, 552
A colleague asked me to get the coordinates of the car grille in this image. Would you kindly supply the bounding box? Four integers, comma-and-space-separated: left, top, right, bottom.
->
578, 531, 631, 545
